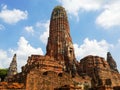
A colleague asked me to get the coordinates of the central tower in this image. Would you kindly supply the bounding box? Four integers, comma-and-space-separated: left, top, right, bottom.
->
46, 6, 75, 61
46, 6, 76, 74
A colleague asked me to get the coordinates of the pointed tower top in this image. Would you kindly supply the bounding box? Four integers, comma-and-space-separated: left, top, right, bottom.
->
14, 53, 16, 57
13, 54, 16, 61
107, 52, 114, 60
107, 52, 118, 72
107, 52, 112, 57
51, 6, 67, 20
7, 54, 17, 76
54, 5, 65, 10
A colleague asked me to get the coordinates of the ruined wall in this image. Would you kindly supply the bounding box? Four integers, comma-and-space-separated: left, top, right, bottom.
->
79, 55, 120, 87
26, 69, 91, 90
26, 70, 71, 90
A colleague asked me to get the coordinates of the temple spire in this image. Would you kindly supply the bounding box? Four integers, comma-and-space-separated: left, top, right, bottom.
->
46, 6, 75, 61
7, 54, 17, 76
46, 6, 76, 76
107, 52, 118, 72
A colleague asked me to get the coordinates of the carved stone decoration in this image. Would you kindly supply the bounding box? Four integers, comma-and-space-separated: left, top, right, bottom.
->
107, 52, 118, 72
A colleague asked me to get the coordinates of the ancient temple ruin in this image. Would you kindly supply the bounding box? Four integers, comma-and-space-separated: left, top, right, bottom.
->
107, 52, 118, 72
46, 6, 77, 76
8, 54, 17, 76
79, 54, 120, 88
5, 54, 17, 81
1, 6, 120, 90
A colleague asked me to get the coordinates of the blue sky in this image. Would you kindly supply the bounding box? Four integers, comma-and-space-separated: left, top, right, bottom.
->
0, 0, 120, 72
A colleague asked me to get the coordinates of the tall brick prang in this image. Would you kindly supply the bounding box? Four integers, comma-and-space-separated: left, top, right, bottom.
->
46, 6, 76, 74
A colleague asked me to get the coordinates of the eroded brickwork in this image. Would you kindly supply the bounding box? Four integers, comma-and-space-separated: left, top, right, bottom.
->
5, 54, 17, 82
26, 69, 91, 90
8, 54, 17, 76
2, 6, 120, 90
78, 55, 120, 88
107, 52, 118, 72
46, 6, 76, 75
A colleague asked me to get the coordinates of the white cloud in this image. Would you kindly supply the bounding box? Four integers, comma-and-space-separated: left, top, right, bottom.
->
73, 38, 112, 60
58, 0, 120, 29
36, 20, 50, 44
0, 37, 120, 71
96, 0, 120, 28
73, 38, 120, 71
0, 5, 28, 24
0, 49, 11, 68
0, 24, 5, 30
58, 0, 104, 16
24, 26, 34, 34
0, 37, 43, 72
111, 39, 120, 71
9, 37, 43, 71
22, 20, 50, 44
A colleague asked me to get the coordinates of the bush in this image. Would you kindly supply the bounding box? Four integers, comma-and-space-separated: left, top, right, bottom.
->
0, 68, 8, 81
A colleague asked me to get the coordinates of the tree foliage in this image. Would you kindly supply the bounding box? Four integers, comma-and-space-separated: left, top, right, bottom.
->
0, 68, 8, 81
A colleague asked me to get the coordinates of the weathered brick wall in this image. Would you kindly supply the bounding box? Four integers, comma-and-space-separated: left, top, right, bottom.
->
79, 55, 120, 87
26, 69, 72, 90
26, 69, 91, 90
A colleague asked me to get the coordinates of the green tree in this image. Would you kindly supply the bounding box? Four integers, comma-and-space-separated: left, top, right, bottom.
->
0, 68, 8, 81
